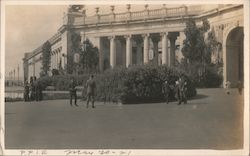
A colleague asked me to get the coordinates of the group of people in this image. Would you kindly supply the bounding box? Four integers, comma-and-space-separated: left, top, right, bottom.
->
69, 75, 96, 108
162, 76, 188, 105
24, 76, 43, 102
70, 74, 187, 107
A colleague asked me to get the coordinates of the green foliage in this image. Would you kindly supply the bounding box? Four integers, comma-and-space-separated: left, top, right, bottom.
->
67, 32, 99, 74
41, 41, 51, 76
205, 28, 220, 64
120, 65, 196, 103
66, 32, 81, 74
37, 65, 197, 104
203, 64, 223, 88
52, 69, 59, 76
182, 18, 209, 64
181, 18, 222, 87
37, 75, 52, 90
80, 39, 99, 73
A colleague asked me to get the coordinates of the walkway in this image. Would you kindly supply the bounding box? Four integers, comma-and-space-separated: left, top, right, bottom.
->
5, 88, 243, 149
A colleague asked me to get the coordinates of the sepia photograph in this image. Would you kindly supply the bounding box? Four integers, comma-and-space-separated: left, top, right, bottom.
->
1, 0, 249, 155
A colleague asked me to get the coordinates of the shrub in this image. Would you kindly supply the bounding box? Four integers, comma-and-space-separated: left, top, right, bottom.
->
203, 65, 223, 88
52, 69, 60, 76
37, 65, 197, 104
120, 65, 196, 104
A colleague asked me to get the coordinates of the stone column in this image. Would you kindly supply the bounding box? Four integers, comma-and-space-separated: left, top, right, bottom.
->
54, 51, 56, 69
32, 58, 35, 77
58, 50, 60, 68
169, 35, 177, 66
53, 51, 55, 69
125, 35, 132, 67
161, 32, 169, 65
109, 36, 116, 68
56, 49, 60, 69
143, 34, 149, 64
51, 52, 53, 69
96, 37, 104, 72
60, 29, 71, 69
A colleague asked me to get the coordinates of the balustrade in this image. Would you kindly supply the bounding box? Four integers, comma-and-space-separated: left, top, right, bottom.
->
68, 5, 206, 25
148, 8, 165, 18
131, 10, 146, 20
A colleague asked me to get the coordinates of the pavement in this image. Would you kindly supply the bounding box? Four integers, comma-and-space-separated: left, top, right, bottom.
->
5, 88, 243, 149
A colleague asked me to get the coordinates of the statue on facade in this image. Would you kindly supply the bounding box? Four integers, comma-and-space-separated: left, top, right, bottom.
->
68, 5, 85, 12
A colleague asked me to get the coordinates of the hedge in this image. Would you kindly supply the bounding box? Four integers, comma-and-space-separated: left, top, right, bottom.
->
38, 65, 196, 104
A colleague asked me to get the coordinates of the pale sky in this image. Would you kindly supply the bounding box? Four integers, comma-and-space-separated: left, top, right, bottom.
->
4, 4, 169, 79
5, 5, 68, 78
4, 4, 217, 79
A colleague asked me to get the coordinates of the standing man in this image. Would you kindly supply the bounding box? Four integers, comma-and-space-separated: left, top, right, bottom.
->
177, 76, 187, 105
162, 80, 170, 104
86, 75, 96, 108
69, 78, 78, 107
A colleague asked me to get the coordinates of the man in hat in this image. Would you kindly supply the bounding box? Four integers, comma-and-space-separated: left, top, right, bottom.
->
177, 76, 187, 105
69, 78, 78, 106
162, 80, 171, 104
86, 75, 96, 108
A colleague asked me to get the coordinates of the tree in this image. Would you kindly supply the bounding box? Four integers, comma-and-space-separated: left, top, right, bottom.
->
41, 41, 51, 76
181, 18, 221, 87
66, 32, 81, 74
80, 39, 99, 73
182, 18, 210, 65
205, 27, 221, 64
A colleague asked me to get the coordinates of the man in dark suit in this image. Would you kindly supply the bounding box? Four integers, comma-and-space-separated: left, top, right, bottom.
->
86, 75, 96, 108
69, 78, 78, 106
177, 76, 187, 105
162, 80, 170, 104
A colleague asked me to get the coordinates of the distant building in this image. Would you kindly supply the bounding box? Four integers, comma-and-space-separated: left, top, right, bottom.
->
23, 4, 244, 87
5, 77, 24, 87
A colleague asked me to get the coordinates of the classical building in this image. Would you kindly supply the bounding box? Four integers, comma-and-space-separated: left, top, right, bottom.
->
23, 4, 244, 87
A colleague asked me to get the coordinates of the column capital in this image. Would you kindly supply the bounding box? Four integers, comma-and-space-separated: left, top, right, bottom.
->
160, 32, 169, 37
151, 34, 160, 43
142, 33, 149, 38
116, 36, 126, 43
168, 35, 177, 41
108, 36, 116, 40
124, 34, 132, 39
168, 32, 179, 41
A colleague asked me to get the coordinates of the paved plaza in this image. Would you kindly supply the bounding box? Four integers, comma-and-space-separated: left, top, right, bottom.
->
5, 88, 243, 149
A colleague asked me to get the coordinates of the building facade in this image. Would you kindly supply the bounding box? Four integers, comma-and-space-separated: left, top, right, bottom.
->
23, 4, 244, 87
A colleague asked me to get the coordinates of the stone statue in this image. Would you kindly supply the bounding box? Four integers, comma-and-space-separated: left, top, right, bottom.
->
68, 5, 85, 12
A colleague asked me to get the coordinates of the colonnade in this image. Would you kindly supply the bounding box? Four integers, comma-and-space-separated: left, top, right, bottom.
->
93, 31, 184, 72
50, 47, 62, 70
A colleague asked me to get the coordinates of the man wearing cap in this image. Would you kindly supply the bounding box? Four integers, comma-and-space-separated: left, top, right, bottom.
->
86, 75, 96, 108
